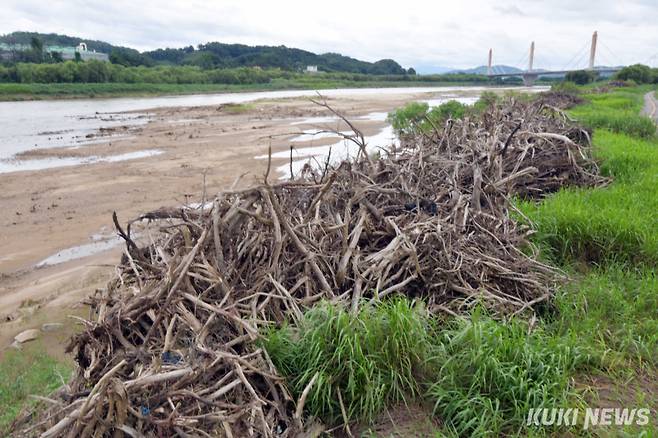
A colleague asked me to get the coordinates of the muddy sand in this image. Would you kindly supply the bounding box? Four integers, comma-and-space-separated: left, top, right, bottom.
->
0, 89, 487, 350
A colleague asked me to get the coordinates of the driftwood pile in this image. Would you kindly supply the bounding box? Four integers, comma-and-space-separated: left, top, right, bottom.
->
12, 94, 606, 437
536, 89, 584, 109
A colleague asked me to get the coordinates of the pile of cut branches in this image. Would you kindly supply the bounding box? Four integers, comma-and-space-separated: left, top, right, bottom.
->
11, 95, 606, 437
537, 89, 585, 109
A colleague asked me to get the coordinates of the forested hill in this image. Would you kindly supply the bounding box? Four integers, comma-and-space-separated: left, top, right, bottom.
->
0, 32, 409, 74
146, 43, 407, 74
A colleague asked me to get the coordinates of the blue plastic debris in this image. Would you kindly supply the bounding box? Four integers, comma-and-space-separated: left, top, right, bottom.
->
161, 351, 182, 364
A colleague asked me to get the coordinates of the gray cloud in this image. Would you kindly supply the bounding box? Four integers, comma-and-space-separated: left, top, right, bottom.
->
1, 0, 656, 70
493, 5, 526, 16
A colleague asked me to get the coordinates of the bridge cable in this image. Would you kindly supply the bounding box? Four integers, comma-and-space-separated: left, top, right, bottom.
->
534, 51, 555, 71
561, 41, 589, 71
516, 48, 530, 70
598, 40, 622, 66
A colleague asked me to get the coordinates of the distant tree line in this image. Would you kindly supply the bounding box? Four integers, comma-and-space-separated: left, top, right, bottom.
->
0, 62, 276, 84
561, 64, 658, 86
0, 61, 490, 85
144, 42, 411, 75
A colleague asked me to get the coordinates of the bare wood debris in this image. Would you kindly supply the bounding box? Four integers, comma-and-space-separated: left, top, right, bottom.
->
11, 92, 607, 437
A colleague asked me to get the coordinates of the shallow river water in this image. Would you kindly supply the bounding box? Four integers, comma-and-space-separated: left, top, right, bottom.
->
0, 86, 545, 170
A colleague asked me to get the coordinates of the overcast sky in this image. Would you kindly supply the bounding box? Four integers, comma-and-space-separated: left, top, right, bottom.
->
2, 0, 657, 72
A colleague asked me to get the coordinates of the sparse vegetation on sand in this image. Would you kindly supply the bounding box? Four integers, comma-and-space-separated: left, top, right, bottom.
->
0, 343, 71, 435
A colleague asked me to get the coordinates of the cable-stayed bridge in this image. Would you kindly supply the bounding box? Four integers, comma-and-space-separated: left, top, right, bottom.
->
487, 31, 623, 85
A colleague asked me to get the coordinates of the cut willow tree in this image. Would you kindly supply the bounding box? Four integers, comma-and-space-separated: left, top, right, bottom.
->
11, 92, 607, 437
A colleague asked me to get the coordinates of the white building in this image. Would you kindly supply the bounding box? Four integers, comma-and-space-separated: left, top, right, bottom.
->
58, 42, 109, 62
306, 65, 318, 73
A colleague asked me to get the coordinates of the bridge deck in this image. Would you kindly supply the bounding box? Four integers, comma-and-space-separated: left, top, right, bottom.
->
487, 68, 621, 78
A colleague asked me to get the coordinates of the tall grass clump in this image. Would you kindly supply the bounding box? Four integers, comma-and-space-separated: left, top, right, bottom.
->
265, 300, 592, 435
427, 312, 592, 437
263, 299, 434, 425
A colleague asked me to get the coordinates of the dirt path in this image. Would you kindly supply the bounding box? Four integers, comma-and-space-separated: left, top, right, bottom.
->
1, 89, 496, 350
641, 91, 658, 122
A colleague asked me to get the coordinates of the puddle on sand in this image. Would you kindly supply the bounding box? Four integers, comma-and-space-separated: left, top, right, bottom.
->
289, 130, 352, 142
37, 234, 124, 267
0, 149, 164, 174
37, 201, 216, 268
423, 96, 479, 107
359, 112, 389, 122
290, 116, 340, 125
257, 112, 400, 179
291, 112, 389, 127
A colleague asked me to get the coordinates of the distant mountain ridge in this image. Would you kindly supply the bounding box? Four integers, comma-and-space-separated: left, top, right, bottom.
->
449, 65, 523, 75
451, 64, 623, 76
0, 31, 409, 75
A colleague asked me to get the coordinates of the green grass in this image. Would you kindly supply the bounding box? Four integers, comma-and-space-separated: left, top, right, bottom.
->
264, 301, 593, 437
551, 266, 658, 370
0, 343, 71, 434
569, 89, 656, 138
264, 299, 434, 425
513, 85, 658, 434
427, 312, 592, 437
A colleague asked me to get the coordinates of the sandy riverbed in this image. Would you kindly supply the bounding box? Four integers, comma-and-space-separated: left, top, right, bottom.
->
0, 88, 509, 349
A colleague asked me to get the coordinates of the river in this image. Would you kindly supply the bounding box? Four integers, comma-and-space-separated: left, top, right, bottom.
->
0, 86, 545, 168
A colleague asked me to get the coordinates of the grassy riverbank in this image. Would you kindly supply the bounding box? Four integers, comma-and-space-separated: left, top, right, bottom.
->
0, 79, 495, 101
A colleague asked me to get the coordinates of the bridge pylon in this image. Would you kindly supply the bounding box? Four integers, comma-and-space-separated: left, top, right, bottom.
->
588, 31, 598, 70
522, 41, 538, 86
487, 48, 493, 76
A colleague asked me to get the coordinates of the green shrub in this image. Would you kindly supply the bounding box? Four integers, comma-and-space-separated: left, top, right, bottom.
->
472, 90, 499, 112
388, 100, 468, 135
550, 81, 580, 94
615, 64, 654, 84
427, 100, 467, 123
565, 70, 598, 85
387, 101, 429, 134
